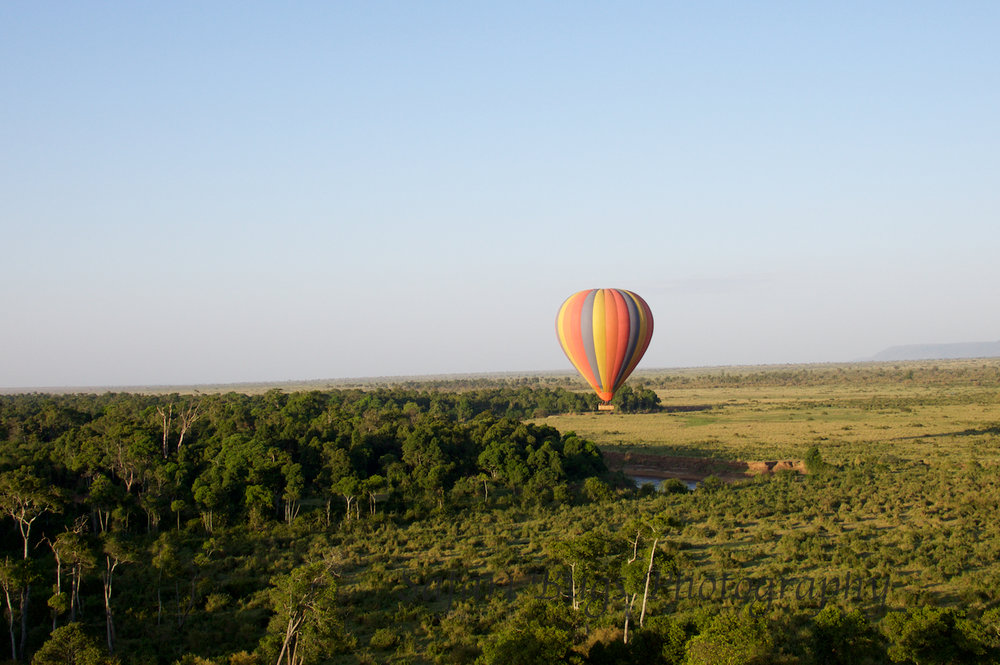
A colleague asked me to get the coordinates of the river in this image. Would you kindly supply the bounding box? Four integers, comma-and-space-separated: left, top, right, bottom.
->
630, 475, 699, 491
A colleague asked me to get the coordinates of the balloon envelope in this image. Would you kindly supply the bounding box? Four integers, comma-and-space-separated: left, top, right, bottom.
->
556, 288, 654, 402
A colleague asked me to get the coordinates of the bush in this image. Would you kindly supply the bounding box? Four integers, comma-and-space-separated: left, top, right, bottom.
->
32, 623, 113, 665
684, 605, 773, 665
369, 627, 399, 650
881, 606, 997, 664
582, 477, 614, 503
810, 606, 882, 664
660, 478, 690, 495
805, 446, 826, 475
698, 476, 725, 493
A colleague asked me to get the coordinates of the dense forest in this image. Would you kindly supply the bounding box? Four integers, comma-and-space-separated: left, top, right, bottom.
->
1, 378, 999, 664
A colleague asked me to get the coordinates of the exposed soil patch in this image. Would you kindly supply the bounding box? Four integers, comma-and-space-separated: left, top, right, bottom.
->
602, 450, 805, 484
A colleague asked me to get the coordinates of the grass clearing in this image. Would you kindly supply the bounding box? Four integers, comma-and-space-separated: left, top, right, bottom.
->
533, 373, 1000, 464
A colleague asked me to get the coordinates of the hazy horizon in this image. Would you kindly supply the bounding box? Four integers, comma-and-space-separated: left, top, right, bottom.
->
8, 354, 1000, 394
4, 3, 999, 388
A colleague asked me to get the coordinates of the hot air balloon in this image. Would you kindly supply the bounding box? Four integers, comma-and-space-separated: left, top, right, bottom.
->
556, 289, 654, 405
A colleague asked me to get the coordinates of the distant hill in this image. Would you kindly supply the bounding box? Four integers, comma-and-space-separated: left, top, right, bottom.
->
872, 340, 1000, 362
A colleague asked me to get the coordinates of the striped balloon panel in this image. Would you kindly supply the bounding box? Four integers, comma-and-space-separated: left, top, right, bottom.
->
556, 288, 654, 402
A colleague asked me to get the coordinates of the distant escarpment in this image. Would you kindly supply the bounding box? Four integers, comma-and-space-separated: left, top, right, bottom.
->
872, 340, 1000, 362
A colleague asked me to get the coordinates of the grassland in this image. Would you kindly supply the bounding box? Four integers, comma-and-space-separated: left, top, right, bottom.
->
507, 360, 1000, 621
270, 360, 1000, 660
326, 360, 1000, 660
8, 359, 1000, 662
534, 360, 1000, 465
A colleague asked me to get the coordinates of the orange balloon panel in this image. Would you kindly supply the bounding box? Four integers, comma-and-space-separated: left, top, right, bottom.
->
556, 289, 653, 402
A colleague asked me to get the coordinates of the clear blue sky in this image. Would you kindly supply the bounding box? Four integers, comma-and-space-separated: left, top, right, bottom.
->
2, 2, 999, 387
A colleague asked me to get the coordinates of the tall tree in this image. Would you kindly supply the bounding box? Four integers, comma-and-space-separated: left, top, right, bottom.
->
281, 461, 304, 524
100, 536, 133, 653
0, 469, 59, 661
550, 531, 618, 612
44, 517, 90, 630
360, 475, 385, 516
263, 557, 342, 665
175, 400, 201, 452
0, 558, 29, 662
619, 513, 677, 643
155, 404, 173, 459
0, 468, 61, 560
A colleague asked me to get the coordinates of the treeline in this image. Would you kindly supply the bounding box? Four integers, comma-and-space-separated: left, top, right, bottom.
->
609, 385, 661, 413
632, 360, 1000, 390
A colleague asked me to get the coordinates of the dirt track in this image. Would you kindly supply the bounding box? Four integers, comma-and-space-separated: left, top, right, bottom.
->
602, 450, 805, 484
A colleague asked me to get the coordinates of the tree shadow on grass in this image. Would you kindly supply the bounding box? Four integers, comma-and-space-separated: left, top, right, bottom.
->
892, 425, 1000, 441
662, 404, 714, 413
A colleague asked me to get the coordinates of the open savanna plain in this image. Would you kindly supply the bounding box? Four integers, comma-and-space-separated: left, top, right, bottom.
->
300, 361, 1000, 662
530, 361, 1000, 613
536, 360, 1000, 464
4, 360, 1000, 663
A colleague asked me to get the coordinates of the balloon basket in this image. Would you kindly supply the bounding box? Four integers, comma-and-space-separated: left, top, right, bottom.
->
597, 403, 616, 412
